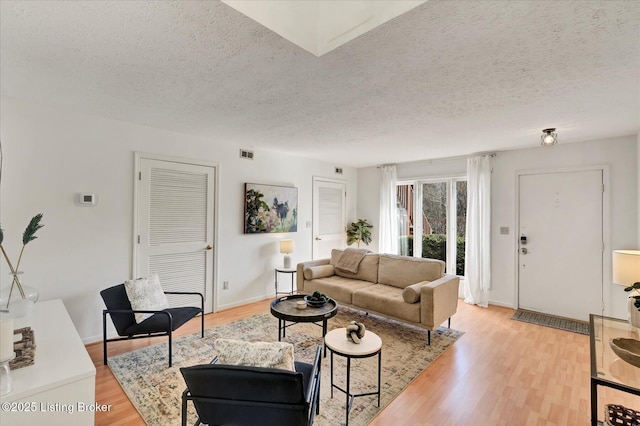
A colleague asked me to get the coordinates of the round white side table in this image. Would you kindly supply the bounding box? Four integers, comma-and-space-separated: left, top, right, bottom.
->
324, 327, 382, 426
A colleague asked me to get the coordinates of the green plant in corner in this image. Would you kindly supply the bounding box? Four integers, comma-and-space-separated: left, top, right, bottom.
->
0, 213, 44, 307
346, 219, 373, 247
624, 282, 640, 311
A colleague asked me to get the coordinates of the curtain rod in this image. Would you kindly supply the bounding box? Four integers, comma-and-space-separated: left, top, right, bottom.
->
377, 152, 496, 168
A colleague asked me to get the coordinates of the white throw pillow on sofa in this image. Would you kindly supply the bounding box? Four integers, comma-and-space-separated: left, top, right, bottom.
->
124, 273, 169, 323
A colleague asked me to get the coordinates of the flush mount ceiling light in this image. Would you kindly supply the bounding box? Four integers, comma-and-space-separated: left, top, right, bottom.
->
541, 128, 558, 146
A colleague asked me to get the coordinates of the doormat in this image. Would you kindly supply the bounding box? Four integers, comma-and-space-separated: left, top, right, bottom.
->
511, 309, 589, 335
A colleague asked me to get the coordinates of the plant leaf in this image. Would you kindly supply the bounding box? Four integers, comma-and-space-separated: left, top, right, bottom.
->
22, 213, 44, 245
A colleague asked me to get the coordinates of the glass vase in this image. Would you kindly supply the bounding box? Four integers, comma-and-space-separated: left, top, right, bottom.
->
0, 272, 38, 317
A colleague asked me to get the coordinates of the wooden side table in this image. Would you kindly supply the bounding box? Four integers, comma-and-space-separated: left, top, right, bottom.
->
274, 266, 296, 295
324, 327, 382, 426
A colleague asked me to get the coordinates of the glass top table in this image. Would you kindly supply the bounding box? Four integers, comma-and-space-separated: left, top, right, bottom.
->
589, 314, 640, 425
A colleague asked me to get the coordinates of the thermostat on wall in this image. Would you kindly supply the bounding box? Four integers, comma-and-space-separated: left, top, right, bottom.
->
75, 193, 97, 206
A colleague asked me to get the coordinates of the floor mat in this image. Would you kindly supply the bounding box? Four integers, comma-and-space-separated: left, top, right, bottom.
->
511, 309, 589, 335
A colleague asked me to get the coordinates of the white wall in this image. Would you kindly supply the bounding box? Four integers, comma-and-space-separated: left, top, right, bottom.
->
0, 98, 357, 343
358, 135, 638, 320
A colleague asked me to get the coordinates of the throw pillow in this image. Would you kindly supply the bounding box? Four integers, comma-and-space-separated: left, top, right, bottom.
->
215, 339, 295, 372
303, 265, 335, 280
402, 281, 429, 304
124, 273, 170, 323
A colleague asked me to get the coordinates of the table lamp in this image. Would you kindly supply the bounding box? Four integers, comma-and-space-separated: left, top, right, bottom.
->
280, 239, 295, 269
613, 250, 640, 326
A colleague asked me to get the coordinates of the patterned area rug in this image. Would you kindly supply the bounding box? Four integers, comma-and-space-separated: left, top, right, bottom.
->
511, 309, 590, 335
108, 307, 462, 426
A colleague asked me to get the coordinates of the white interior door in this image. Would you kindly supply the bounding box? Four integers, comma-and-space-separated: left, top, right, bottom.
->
313, 178, 346, 260
518, 169, 603, 321
136, 156, 215, 313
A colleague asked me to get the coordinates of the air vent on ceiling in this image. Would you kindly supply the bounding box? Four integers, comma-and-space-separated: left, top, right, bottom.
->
240, 149, 254, 160
335, 167, 343, 175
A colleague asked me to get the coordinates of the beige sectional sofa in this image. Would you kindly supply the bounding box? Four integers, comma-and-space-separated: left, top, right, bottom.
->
296, 249, 460, 344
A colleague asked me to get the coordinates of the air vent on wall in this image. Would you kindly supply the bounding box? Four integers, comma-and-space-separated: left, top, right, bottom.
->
240, 149, 254, 160
335, 167, 343, 175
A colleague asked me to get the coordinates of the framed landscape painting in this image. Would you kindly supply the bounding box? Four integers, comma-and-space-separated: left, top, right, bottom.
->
244, 183, 298, 234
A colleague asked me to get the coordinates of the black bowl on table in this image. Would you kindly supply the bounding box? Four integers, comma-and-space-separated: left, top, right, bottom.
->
304, 296, 328, 308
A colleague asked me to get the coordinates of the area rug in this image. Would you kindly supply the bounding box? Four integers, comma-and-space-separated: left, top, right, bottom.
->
511, 309, 589, 335
108, 307, 462, 426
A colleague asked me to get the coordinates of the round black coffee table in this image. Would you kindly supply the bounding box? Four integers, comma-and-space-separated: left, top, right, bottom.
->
270, 294, 338, 347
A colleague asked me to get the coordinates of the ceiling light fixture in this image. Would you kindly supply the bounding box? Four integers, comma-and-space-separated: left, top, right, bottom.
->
541, 128, 558, 146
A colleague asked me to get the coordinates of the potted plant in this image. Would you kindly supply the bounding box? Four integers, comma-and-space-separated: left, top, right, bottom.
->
346, 219, 373, 247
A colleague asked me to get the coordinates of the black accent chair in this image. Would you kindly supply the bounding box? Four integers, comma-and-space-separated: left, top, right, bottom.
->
180, 346, 322, 426
100, 283, 204, 367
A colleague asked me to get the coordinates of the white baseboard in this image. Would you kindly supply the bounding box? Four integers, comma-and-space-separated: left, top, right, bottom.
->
488, 299, 515, 309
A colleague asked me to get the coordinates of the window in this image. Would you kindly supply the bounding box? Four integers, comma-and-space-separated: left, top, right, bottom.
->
397, 178, 467, 276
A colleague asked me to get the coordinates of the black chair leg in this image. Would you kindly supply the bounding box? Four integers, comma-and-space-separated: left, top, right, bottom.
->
169, 330, 173, 367
201, 310, 205, 338
448, 317, 451, 328
427, 330, 431, 346
103, 311, 108, 365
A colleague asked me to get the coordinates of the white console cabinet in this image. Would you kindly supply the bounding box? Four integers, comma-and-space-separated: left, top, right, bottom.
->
0, 299, 96, 425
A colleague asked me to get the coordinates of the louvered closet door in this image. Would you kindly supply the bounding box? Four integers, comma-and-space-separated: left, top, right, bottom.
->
137, 158, 215, 313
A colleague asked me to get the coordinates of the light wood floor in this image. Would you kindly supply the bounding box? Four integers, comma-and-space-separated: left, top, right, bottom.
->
87, 299, 640, 425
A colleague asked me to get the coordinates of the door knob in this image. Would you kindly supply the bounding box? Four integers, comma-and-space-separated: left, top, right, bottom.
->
521, 248, 528, 254
315, 237, 322, 241
206, 245, 213, 250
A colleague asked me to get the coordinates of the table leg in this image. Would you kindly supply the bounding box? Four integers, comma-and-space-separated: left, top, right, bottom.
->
330, 350, 334, 398
322, 320, 328, 357
377, 351, 382, 407
278, 318, 282, 341
291, 272, 295, 294
346, 356, 351, 426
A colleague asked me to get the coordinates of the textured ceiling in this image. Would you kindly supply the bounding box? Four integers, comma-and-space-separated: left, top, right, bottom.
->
1, 0, 639, 168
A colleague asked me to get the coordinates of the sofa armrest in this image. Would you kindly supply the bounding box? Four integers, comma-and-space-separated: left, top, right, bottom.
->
420, 274, 460, 329
296, 259, 331, 293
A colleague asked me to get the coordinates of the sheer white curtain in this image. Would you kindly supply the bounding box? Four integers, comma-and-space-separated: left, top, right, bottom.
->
464, 155, 491, 307
379, 165, 398, 254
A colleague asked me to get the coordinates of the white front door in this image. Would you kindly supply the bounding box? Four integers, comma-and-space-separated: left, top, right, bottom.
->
312, 178, 346, 260
135, 155, 216, 313
518, 169, 603, 321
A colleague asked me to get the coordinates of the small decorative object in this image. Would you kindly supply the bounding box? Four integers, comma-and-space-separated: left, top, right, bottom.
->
346, 219, 373, 247
280, 239, 295, 268
610, 338, 640, 368
346, 320, 366, 344
612, 250, 640, 327
295, 300, 307, 310
244, 183, 298, 234
0, 356, 12, 396
304, 291, 328, 307
0, 214, 44, 310
9, 327, 36, 370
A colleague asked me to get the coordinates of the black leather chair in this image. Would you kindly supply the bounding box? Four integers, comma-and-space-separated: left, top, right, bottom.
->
180, 346, 322, 426
100, 283, 204, 367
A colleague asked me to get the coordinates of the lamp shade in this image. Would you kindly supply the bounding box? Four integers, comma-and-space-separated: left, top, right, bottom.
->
280, 239, 295, 254
613, 250, 640, 286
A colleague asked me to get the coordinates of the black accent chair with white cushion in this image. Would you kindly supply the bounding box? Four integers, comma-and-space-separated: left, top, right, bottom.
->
100, 283, 204, 367
180, 346, 322, 426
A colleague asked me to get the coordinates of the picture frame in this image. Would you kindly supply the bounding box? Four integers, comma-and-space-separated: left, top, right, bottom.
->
244, 183, 298, 234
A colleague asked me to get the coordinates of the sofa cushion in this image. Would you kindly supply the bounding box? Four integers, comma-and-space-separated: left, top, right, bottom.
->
353, 284, 420, 323
330, 249, 379, 283
402, 281, 430, 303
303, 264, 335, 280
303, 276, 375, 305
378, 254, 445, 288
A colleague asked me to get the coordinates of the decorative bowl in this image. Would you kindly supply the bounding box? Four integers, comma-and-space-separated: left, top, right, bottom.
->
295, 300, 307, 310
610, 338, 640, 368
303, 296, 328, 308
